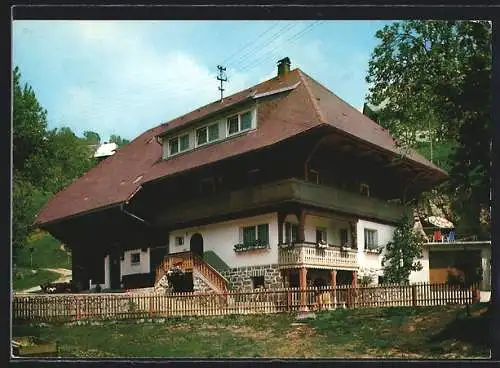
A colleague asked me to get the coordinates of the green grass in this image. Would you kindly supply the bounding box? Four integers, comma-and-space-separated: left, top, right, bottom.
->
12, 304, 490, 359
12, 267, 60, 291
203, 251, 231, 273
16, 231, 71, 270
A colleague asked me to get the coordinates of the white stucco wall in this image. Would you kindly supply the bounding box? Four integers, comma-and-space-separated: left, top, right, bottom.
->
304, 214, 353, 245
169, 213, 279, 268
409, 248, 430, 284
356, 219, 396, 282
121, 248, 151, 277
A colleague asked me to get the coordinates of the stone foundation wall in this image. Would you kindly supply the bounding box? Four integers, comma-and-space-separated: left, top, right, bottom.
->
221, 264, 284, 292
193, 271, 216, 293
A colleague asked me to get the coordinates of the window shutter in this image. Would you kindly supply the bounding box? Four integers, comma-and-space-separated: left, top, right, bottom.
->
243, 226, 256, 245
291, 224, 299, 243
257, 224, 269, 244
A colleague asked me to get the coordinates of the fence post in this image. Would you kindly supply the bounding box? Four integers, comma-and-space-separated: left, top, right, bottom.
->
411, 284, 417, 307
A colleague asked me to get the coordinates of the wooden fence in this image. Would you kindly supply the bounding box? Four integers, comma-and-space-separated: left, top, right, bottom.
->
12, 282, 478, 324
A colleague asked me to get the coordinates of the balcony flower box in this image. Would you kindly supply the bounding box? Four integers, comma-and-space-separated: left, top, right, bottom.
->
234, 239, 269, 253
316, 241, 328, 249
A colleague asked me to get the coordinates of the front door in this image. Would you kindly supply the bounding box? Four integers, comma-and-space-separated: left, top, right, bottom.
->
190, 233, 204, 259
109, 249, 121, 289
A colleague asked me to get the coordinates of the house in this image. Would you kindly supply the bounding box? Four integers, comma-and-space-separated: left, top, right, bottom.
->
34, 57, 448, 294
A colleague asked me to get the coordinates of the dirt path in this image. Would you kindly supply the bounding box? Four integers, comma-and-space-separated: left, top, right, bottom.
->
20, 268, 72, 293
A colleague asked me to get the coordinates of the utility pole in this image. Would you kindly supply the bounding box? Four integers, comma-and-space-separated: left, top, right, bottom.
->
217, 65, 227, 102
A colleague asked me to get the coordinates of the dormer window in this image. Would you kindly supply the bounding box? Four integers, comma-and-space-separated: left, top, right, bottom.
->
169, 134, 190, 156
227, 110, 253, 136
196, 123, 220, 147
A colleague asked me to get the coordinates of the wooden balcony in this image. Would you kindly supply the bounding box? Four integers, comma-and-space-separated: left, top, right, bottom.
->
156, 178, 404, 227
278, 243, 358, 270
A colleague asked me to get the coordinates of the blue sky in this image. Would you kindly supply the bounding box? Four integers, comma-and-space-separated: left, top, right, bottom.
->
12, 20, 392, 141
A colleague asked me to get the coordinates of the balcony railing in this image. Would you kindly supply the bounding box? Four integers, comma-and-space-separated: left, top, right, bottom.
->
278, 243, 358, 270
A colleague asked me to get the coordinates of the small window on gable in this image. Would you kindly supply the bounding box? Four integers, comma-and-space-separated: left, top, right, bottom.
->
130, 252, 140, 265
227, 115, 239, 135
360, 183, 370, 197
169, 138, 179, 155
175, 236, 184, 246
179, 134, 190, 151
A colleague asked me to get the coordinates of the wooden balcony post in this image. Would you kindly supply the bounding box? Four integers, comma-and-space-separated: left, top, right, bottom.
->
299, 267, 308, 311
330, 270, 337, 308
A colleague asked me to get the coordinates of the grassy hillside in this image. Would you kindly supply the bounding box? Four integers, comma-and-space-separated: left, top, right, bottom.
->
12, 268, 59, 291
16, 231, 71, 270
12, 304, 490, 358
13, 231, 71, 291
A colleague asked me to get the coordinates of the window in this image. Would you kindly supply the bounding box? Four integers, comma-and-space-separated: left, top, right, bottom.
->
242, 224, 269, 245
284, 222, 299, 243
252, 276, 265, 289
179, 134, 190, 151
308, 169, 320, 184
240, 111, 252, 131
196, 126, 208, 146
227, 111, 253, 136
316, 228, 327, 243
227, 115, 239, 135
196, 123, 219, 146
130, 253, 140, 265
208, 123, 219, 141
340, 229, 349, 246
175, 236, 184, 246
360, 183, 370, 197
364, 229, 378, 250
169, 138, 179, 155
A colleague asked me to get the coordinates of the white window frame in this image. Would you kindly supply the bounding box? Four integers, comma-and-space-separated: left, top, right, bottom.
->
169, 133, 190, 157
226, 109, 254, 137
316, 227, 327, 244
130, 252, 141, 266
284, 222, 299, 244
360, 183, 370, 197
196, 122, 220, 147
175, 236, 184, 246
364, 229, 378, 250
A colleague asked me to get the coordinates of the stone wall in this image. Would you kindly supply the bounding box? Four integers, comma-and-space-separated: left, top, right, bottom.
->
221, 264, 284, 292
193, 271, 216, 293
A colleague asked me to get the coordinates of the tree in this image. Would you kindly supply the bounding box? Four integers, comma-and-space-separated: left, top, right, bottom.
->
83, 131, 101, 146
365, 20, 492, 239
12, 66, 97, 255
381, 210, 425, 284
13, 66, 48, 174
109, 134, 130, 147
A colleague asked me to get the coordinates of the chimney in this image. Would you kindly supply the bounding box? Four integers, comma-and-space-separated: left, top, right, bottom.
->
277, 57, 291, 77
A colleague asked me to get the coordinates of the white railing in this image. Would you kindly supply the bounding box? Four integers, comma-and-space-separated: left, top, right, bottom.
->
278, 243, 358, 269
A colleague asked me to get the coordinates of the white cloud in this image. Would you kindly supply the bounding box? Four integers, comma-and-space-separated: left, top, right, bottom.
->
52, 21, 255, 141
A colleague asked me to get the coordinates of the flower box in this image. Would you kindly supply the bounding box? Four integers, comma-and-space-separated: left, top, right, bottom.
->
12, 336, 58, 357
234, 240, 269, 252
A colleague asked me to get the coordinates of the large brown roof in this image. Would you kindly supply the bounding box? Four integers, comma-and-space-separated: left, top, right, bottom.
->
35, 68, 445, 227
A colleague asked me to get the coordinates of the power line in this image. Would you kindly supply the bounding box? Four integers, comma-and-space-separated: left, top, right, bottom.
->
226, 22, 299, 70
238, 21, 323, 74
220, 22, 281, 66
